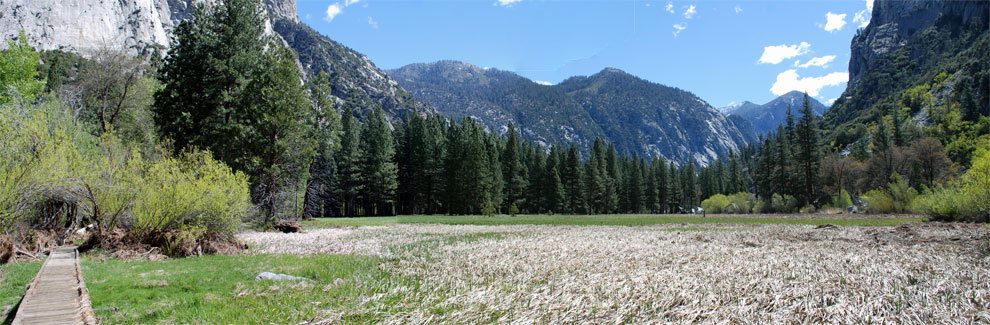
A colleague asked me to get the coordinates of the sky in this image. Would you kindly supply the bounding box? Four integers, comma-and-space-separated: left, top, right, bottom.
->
296, 0, 875, 108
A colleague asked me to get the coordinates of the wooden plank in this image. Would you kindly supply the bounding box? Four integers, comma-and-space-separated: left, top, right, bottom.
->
12, 246, 97, 325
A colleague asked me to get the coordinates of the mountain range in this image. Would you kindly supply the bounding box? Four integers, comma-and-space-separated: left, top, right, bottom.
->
721, 91, 828, 136
4, 0, 983, 165
388, 61, 753, 165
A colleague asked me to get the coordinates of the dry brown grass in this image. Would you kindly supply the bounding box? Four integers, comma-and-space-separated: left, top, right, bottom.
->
239, 223, 990, 323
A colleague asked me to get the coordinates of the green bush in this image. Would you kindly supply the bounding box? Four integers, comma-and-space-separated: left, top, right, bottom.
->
130, 149, 250, 241
701, 192, 758, 214
861, 189, 894, 214
768, 194, 799, 213
828, 189, 853, 209
861, 173, 918, 214
912, 150, 990, 221
1, 85, 250, 252
700, 194, 730, 213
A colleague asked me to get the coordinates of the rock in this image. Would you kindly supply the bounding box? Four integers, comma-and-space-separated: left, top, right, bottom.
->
846, 205, 858, 214
256, 272, 307, 281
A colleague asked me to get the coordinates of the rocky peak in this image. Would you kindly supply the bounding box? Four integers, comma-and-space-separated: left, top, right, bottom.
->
264, 0, 298, 23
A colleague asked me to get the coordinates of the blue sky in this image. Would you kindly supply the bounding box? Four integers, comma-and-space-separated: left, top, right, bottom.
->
296, 0, 874, 107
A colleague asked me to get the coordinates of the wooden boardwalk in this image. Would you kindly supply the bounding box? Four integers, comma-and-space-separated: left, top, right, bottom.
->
12, 246, 97, 325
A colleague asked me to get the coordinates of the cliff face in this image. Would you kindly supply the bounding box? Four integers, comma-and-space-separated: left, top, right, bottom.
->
0, 0, 432, 120
825, 0, 989, 146
0, 0, 176, 56
848, 0, 989, 87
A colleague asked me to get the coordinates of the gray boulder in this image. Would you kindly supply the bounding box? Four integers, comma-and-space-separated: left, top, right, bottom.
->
256, 272, 307, 281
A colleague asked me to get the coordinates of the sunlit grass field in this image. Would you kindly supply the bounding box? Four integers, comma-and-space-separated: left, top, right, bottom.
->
302, 213, 926, 228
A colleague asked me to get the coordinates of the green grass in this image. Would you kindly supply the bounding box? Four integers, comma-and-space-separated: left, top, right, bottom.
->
303, 214, 926, 228
0, 261, 42, 323
82, 254, 426, 324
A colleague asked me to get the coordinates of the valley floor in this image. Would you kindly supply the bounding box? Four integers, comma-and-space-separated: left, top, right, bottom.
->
6, 215, 986, 323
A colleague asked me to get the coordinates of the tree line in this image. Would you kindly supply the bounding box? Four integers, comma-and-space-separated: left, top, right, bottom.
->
107, 0, 989, 220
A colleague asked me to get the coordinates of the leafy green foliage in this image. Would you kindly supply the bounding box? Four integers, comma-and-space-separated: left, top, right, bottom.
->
0, 32, 45, 105
129, 150, 250, 241
912, 150, 990, 221
828, 189, 854, 209
701, 192, 759, 214
153, 0, 316, 221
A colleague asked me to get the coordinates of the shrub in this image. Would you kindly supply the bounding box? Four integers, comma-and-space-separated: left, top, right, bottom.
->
130, 149, 251, 241
1, 88, 250, 254
828, 189, 853, 209
726, 192, 757, 214
912, 150, 990, 221
701, 192, 758, 214
769, 194, 799, 213
861, 173, 918, 214
700, 194, 730, 214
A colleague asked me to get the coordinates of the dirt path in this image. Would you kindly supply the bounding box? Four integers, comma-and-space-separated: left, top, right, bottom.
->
12, 246, 96, 325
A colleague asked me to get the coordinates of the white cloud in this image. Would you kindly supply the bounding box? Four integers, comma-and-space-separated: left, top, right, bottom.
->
734, 5, 742, 14
683, 5, 696, 19
853, 10, 870, 28
824, 12, 847, 32
534, 80, 552, 86
758, 42, 811, 64
325, 3, 342, 22
345, 0, 363, 6
770, 69, 848, 97
367, 16, 378, 29
672, 23, 687, 37
665, 2, 674, 14
826, 97, 837, 105
496, 0, 522, 6
794, 55, 836, 68
853, 0, 874, 28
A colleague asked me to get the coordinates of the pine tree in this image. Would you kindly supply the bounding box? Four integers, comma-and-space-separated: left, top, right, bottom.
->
501, 123, 528, 211
562, 145, 585, 213
795, 93, 821, 206
337, 106, 363, 216
154, 0, 267, 160
656, 157, 669, 213
667, 162, 682, 212
681, 162, 698, 210
358, 107, 398, 216
303, 72, 341, 219
236, 44, 316, 221
585, 139, 607, 214
774, 125, 794, 198
604, 143, 620, 213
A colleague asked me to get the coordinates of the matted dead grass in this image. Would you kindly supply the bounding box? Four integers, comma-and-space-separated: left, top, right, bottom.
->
238, 222, 990, 323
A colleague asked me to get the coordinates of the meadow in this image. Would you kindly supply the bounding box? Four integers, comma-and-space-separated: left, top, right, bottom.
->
44, 214, 988, 323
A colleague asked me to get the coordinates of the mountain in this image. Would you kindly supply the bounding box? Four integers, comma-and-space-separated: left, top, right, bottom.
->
388, 61, 752, 165
824, 0, 989, 147
0, 0, 433, 120
722, 91, 828, 136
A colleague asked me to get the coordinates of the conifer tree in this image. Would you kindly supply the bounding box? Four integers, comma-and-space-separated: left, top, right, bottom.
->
562, 145, 585, 213
357, 107, 397, 215
337, 106, 363, 216
502, 123, 528, 211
